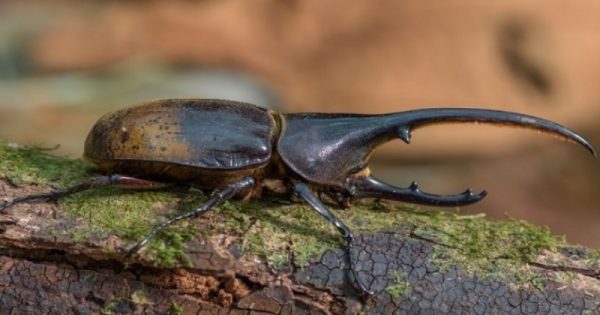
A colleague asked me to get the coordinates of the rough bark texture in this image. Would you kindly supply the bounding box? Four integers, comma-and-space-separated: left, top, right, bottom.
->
0, 149, 599, 314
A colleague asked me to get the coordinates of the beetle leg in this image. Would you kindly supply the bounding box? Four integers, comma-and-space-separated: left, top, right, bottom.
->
126, 176, 256, 257
0, 174, 169, 212
292, 182, 375, 296
347, 176, 486, 206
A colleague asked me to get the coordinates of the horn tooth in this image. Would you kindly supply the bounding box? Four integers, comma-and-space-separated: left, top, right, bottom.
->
409, 181, 419, 191
397, 127, 411, 144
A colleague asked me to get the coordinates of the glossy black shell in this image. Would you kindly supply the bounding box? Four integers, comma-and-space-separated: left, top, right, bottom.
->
84, 99, 277, 171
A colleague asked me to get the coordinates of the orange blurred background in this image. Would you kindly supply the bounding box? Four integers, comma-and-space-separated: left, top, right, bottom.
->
0, 1, 598, 246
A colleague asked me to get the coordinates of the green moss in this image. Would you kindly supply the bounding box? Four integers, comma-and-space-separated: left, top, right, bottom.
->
130, 289, 150, 305
179, 197, 565, 277
403, 210, 565, 273
552, 271, 579, 286
229, 201, 340, 268
386, 270, 411, 299
0, 142, 92, 187
581, 249, 600, 269
170, 302, 184, 315
510, 267, 542, 290
349, 203, 566, 283
61, 187, 174, 240
60, 185, 198, 267
0, 143, 571, 281
0, 142, 197, 267
101, 297, 129, 315
150, 229, 194, 268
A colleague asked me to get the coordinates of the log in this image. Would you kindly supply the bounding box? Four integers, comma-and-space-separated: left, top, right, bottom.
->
0, 143, 598, 314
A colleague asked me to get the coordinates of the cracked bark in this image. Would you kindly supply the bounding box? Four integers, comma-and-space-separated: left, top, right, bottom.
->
0, 179, 599, 314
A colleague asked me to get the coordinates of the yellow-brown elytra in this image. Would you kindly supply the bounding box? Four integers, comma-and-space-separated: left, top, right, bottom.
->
1, 98, 596, 295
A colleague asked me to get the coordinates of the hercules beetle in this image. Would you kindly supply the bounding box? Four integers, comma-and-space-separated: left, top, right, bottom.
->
1, 99, 595, 295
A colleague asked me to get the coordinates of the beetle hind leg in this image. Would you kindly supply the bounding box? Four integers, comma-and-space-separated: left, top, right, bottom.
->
347, 176, 486, 206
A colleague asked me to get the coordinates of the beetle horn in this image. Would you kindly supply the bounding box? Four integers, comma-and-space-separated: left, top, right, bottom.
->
389, 108, 596, 156
347, 176, 486, 206
339, 108, 596, 206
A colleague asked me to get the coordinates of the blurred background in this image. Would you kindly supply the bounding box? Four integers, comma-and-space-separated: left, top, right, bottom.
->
0, 1, 598, 247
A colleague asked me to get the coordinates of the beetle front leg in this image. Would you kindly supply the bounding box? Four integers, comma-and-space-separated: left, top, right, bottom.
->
293, 182, 375, 296
0, 174, 170, 212
347, 175, 486, 206
126, 176, 256, 257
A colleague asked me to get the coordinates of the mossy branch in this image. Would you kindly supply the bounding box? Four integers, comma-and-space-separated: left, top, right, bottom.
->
0, 142, 598, 314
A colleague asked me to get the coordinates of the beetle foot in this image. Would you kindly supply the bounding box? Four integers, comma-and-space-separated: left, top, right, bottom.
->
293, 182, 376, 295
125, 239, 149, 259
347, 238, 376, 296
0, 201, 10, 212
348, 176, 487, 206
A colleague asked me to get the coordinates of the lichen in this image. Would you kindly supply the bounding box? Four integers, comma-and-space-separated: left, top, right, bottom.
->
581, 249, 600, 269
131, 289, 150, 305
101, 297, 130, 315
170, 302, 184, 315
386, 270, 411, 299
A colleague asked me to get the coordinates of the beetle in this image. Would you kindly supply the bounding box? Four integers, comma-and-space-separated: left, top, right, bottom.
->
1, 98, 595, 295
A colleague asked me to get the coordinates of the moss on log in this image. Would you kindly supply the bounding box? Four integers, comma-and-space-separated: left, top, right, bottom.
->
0, 142, 598, 314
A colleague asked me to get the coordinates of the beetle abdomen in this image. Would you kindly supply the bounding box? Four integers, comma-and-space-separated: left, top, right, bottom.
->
84, 99, 277, 171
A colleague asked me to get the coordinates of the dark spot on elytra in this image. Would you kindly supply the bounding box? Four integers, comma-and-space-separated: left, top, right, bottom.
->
160, 147, 167, 152
120, 131, 130, 143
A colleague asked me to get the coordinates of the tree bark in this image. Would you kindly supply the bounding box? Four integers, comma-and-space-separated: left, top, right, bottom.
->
0, 146, 598, 314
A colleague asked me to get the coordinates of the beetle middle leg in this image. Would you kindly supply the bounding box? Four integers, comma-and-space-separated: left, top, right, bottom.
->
292, 182, 375, 295
0, 174, 170, 213
126, 176, 256, 257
